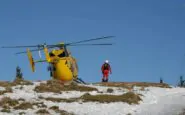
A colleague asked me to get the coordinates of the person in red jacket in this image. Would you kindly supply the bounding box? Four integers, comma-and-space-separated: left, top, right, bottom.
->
101, 60, 112, 82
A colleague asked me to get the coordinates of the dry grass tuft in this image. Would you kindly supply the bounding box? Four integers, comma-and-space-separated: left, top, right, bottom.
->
49, 106, 60, 112
34, 80, 97, 93
0, 78, 33, 87
131, 82, 170, 88
81, 92, 142, 104
32, 102, 47, 108
14, 102, 33, 110
96, 82, 171, 89
18, 98, 25, 102
49, 106, 75, 115
98, 82, 131, 89
42, 92, 142, 104
1, 108, 11, 113
41, 97, 76, 103
12, 77, 33, 86
34, 80, 64, 93
0, 78, 33, 95
19, 112, 26, 115
36, 109, 50, 114
12, 101, 47, 110
59, 110, 75, 115
107, 88, 114, 93
0, 87, 12, 95
0, 81, 12, 87
2, 105, 11, 109
0, 97, 19, 107
61, 83, 98, 92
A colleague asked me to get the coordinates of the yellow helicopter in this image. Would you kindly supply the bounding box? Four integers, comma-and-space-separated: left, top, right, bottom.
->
2, 36, 114, 84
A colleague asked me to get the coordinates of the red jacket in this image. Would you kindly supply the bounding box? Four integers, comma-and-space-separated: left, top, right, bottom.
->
101, 63, 112, 73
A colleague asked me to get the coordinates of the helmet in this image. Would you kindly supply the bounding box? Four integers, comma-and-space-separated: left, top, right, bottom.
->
105, 60, 109, 63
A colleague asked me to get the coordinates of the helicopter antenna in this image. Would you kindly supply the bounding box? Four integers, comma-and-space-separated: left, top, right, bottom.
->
38, 49, 42, 59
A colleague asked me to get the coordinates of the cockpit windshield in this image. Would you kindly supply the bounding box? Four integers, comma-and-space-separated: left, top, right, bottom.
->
58, 52, 66, 58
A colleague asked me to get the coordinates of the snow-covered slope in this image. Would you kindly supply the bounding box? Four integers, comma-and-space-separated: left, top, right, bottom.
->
0, 81, 185, 115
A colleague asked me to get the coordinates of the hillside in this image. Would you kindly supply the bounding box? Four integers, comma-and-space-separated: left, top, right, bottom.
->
0, 79, 185, 115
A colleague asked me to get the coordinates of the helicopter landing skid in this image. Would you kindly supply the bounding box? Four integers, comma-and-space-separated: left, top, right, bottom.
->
73, 78, 86, 84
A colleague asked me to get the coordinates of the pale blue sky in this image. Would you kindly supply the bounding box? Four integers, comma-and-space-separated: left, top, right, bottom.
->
0, 0, 185, 85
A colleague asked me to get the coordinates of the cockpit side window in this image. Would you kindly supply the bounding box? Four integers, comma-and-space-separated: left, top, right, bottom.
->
49, 52, 55, 57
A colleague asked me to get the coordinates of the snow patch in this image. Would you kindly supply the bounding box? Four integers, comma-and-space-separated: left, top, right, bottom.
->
38, 91, 87, 99
0, 82, 185, 115
0, 86, 5, 91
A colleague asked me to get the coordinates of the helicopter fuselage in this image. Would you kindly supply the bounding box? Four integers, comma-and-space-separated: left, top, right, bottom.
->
46, 48, 78, 83
27, 47, 78, 83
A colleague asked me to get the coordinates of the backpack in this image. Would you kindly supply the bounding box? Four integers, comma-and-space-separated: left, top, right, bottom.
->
103, 63, 109, 70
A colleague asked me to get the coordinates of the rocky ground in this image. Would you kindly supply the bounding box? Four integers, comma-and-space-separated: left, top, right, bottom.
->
0, 78, 184, 115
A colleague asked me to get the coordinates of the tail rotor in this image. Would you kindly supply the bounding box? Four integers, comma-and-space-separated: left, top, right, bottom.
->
27, 48, 35, 72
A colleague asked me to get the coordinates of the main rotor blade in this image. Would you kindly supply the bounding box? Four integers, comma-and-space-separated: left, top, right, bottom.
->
1, 45, 43, 48
66, 36, 115, 45
1, 44, 57, 49
68, 43, 113, 46
15, 46, 55, 55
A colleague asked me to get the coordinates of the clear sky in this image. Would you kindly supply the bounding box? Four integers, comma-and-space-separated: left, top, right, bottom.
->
0, 0, 185, 85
